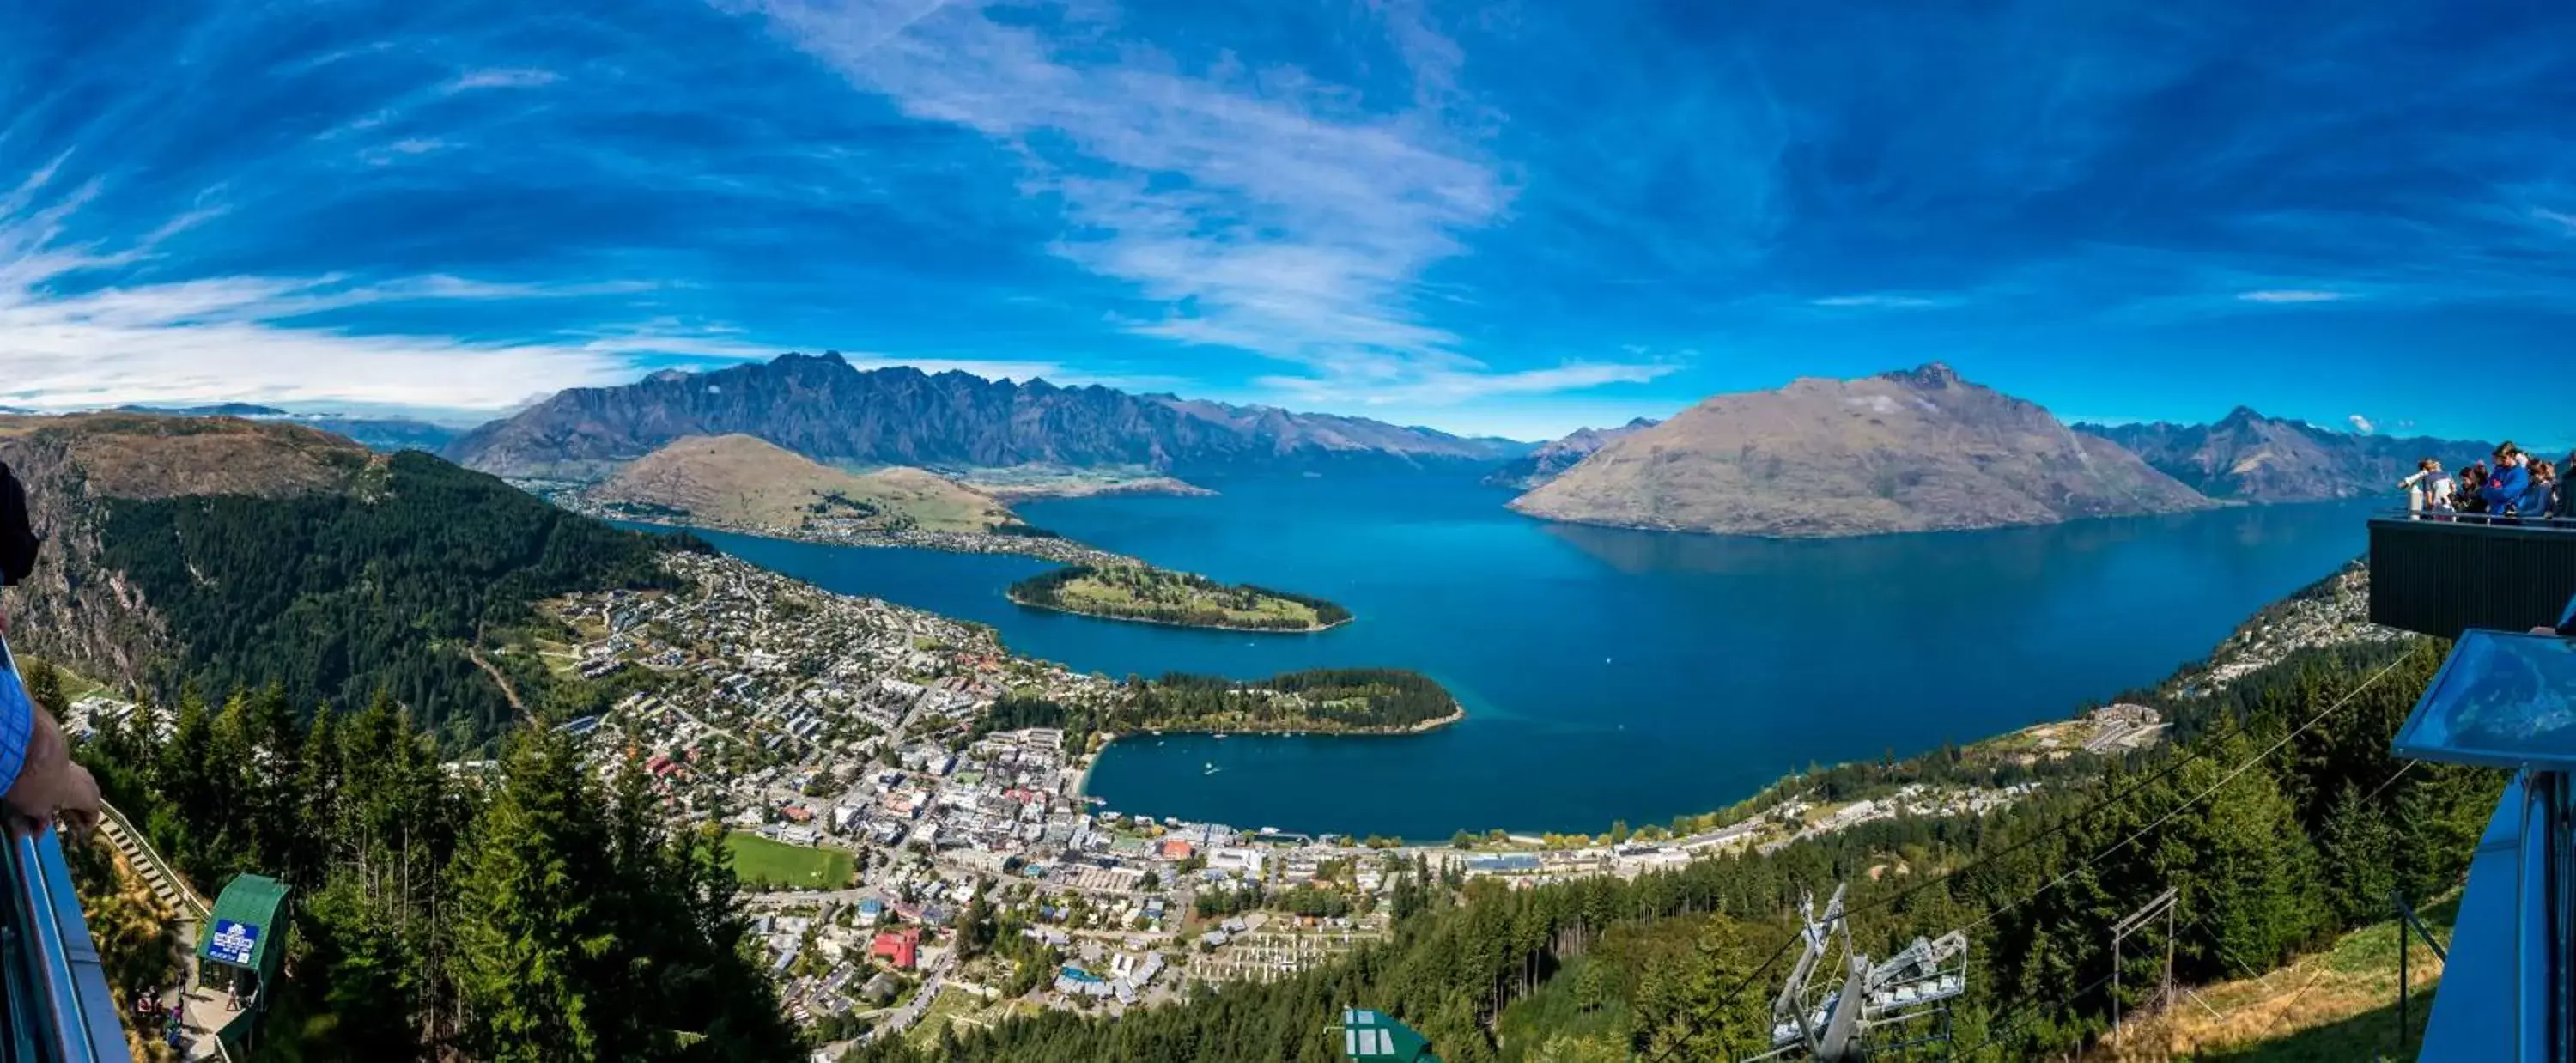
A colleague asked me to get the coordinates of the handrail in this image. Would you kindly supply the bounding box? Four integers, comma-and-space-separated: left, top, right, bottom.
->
8, 829, 126, 1063
94, 802, 206, 921
2370, 507, 2576, 529
0, 631, 134, 1063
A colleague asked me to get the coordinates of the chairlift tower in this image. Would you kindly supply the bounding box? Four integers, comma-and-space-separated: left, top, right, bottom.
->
1747, 884, 1971, 1061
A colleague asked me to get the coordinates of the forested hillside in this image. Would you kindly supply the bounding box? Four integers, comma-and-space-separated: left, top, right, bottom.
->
863, 636, 2500, 1062
1, 414, 696, 749
45, 671, 799, 1062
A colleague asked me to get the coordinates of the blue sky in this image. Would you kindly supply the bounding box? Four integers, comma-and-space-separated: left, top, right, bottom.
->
3, 1, 2572, 445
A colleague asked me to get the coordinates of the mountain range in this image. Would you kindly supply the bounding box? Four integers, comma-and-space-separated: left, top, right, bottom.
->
444, 352, 1527, 481
110, 403, 465, 453
1509, 364, 2216, 537
2075, 410, 2493, 501
1481, 417, 1660, 490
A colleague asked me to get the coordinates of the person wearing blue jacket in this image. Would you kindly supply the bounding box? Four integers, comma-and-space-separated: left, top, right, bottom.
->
2481, 443, 2531, 518
0, 672, 98, 835
0, 459, 99, 835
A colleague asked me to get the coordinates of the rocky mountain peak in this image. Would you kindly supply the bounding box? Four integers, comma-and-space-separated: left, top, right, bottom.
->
445, 351, 1522, 481
1881, 362, 1965, 389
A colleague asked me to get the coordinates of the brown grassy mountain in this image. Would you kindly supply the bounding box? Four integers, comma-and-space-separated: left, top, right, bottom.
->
0, 413, 679, 744
585, 434, 1015, 534
0, 413, 378, 681
445, 351, 1525, 481
1481, 418, 1660, 490
2075, 409, 2491, 501
1509, 364, 2215, 538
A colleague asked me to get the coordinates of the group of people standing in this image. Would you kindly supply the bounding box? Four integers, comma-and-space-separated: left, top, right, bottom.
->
2400, 441, 2572, 521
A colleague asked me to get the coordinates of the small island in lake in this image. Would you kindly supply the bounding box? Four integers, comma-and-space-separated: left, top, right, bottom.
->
985, 668, 1463, 743
1005, 563, 1352, 632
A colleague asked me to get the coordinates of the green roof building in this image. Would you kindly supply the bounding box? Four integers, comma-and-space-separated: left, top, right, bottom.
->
194, 874, 289, 1012
1340, 1008, 1440, 1063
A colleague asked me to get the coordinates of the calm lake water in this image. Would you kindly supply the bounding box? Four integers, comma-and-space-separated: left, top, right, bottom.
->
659, 477, 2379, 840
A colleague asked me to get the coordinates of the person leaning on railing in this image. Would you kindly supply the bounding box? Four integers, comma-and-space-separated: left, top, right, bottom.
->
2527, 459, 2561, 523
0, 459, 100, 838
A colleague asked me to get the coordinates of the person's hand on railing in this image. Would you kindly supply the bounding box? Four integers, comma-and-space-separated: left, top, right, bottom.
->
4, 703, 100, 841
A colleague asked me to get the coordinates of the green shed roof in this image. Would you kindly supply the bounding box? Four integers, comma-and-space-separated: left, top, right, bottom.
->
197, 874, 289, 973
1341, 1009, 1438, 1063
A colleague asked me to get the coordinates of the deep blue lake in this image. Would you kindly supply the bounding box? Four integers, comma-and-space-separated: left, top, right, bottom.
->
653, 477, 2379, 840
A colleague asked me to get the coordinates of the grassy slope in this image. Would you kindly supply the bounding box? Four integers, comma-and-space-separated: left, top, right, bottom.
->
592, 434, 1014, 533
724, 831, 856, 890
2112, 894, 2454, 1061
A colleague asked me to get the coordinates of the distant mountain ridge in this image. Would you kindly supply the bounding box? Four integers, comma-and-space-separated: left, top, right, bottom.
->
444, 352, 1527, 481
113, 402, 292, 416
2075, 410, 2492, 501
107, 403, 462, 453
1510, 363, 2214, 538
1482, 417, 1660, 489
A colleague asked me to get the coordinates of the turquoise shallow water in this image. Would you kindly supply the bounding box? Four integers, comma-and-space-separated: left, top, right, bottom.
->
654, 477, 2379, 839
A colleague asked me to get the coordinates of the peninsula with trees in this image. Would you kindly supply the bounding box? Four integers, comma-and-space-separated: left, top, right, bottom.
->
1005, 562, 1353, 632
980, 667, 1464, 749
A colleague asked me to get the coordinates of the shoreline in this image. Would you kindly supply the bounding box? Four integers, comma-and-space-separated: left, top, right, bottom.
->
976, 477, 1218, 503
1072, 702, 1467, 799
1507, 495, 2287, 542
595, 511, 1143, 568
1003, 589, 1354, 634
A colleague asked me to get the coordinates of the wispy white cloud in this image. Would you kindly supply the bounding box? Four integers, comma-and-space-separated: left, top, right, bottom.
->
1807, 293, 1954, 309
2348, 413, 2375, 433
1255, 361, 1680, 408
2234, 289, 2350, 303
2535, 207, 2576, 235
729, 0, 1658, 405
360, 137, 447, 166
448, 68, 561, 92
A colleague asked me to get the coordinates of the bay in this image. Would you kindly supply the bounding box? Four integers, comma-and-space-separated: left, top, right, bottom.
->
656, 477, 2379, 840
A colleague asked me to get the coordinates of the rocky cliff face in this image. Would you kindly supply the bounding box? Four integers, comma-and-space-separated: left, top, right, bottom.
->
0, 415, 374, 689
1508, 364, 2215, 538
2076, 410, 2491, 501
1482, 418, 1660, 490
445, 352, 1522, 481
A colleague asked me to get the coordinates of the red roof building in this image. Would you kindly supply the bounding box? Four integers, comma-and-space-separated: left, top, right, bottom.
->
1159, 838, 1195, 860
871, 928, 920, 970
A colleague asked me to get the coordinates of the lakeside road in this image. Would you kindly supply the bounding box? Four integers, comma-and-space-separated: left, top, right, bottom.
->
568, 503, 1143, 568
1072, 702, 1467, 799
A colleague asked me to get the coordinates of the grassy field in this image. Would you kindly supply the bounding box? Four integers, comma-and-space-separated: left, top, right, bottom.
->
1010, 563, 1348, 631
902, 989, 1031, 1047
724, 832, 855, 890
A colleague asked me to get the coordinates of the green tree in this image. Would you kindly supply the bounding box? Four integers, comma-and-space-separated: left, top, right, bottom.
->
447, 732, 614, 1061
22, 657, 64, 718
2318, 781, 2396, 924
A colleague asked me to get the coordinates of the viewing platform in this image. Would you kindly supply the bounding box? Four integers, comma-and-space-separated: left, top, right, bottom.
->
2368, 511, 2576, 639
2376, 507, 2576, 1060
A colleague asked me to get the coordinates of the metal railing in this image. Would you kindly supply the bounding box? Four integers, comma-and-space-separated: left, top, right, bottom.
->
2367, 513, 2576, 639
2372, 507, 2576, 529
0, 631, 134, 1063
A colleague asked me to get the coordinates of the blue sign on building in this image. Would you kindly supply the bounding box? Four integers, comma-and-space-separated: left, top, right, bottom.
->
207, 920, 260, 967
